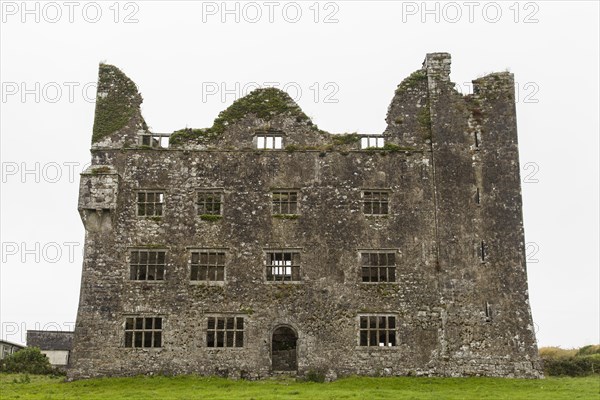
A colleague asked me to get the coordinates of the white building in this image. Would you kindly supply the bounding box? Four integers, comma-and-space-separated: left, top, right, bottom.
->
0, 340, 24, 360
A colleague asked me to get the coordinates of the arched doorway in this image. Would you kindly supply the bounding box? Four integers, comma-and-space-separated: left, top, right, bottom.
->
271, 326, 297, 371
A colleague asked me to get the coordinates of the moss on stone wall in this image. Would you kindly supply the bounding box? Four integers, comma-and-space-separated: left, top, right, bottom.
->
170, 88, 311, 146
90, 166, 112, 174
365, 143, 417, 152
332, 133, 361, 146
92, 64, 141, 143
273, 214, 299, 220
395, 70, 427, 95
169, 128, 214, 145
200, 214, 223, 222
417, 105, 432, 141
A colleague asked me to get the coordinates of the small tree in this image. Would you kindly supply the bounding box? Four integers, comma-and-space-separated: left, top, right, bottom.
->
0, 347, 55, 375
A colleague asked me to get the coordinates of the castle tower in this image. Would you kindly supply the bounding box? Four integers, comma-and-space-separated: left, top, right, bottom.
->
68, 54, 541, 380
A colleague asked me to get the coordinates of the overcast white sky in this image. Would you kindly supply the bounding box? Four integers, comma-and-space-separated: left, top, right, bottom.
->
0, 1, 598, 349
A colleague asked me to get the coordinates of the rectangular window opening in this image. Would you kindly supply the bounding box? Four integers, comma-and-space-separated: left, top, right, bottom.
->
360, 135, 385, 149
197, 190, 223, 216
272, 190, 299, 215
362, 190, 390, 215
358, 315, 397, 347
361, 251, 396, 283
256, 133, 284, 150
190, 250, 226, 282
139, 134, 170, 149
130, 250, 166, 281
266, 251, 300, 282
137, 191, 165, 217
124, 317, 162, 348
206, 316, 244, 348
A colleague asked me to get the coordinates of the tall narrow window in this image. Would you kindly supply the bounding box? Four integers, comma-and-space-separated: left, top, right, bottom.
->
272, 191, 298, 215
480, 241, 487, 262
362, 190, 390, 215
484, 302, 493, 322
359, 315, 397, 347
190, 250, 225, 282
197, 190, 223, 216
361, 252, 396, 282
124, 317, 162, 348
266, 251, 301, 282
206, 316, 244, 348
130, 250, 166, 281
137, 191, 164, 217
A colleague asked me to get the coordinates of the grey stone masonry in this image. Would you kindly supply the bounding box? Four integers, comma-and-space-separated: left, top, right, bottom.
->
68, 53, 542, 380
27, 331, 74, 351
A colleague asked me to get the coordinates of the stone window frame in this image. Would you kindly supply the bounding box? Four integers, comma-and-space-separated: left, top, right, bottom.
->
361, 189, 391, 216
205, 315, 245, 349
271, 189, 300, 216
360, 135, 385, 149
264, 248, 302, 283
358, 249, 399, 284
254, 130, 286, 150
138, 132, 170, 149
136, 190, 166, 218
356, 314, 398, 349
188, 248, 228, 285
196, 188, 224, 217
123, 315, 164, 349
127, 248, 168, 282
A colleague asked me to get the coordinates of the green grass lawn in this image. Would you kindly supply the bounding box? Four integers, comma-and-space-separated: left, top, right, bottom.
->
1, 374, 598, 400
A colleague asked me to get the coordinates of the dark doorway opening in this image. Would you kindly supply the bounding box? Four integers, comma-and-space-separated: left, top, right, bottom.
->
272, 326, 297, 371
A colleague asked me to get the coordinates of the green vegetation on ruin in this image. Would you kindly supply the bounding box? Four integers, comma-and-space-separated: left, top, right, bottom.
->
141, 243, 166, 249
199, 214, 223, 222
170, 88, 312, 146
90, 166, 112, 174
272, 214, 300, 220
417, 106, 432, 132
92, 64, 140, 143
365, 143, 417, 152
331, 133, 361, 146
395, 69, 428, 95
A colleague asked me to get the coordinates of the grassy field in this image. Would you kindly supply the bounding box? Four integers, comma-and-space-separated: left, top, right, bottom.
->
1, 374, 598, 400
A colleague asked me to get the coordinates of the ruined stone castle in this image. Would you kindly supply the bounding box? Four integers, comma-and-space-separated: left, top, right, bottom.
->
68, 53, 542, 379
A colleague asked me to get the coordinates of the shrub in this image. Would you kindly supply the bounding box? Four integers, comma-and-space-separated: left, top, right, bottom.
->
0, 347, 57, 375
576, 345, 600, 356
540, 345, 600, 376
543, 356, 600, 377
